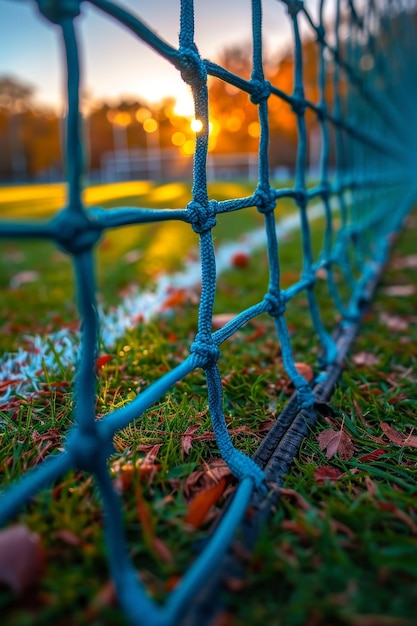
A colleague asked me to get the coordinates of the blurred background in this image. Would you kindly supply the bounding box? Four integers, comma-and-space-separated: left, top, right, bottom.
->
0, 0, 336, 185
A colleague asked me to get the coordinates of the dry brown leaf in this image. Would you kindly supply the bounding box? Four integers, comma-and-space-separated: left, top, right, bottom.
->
352, 352, 380, 366
136, 484, 173, 564
294, 362, 314, 382
379, 313, 409, 332
183, 459, 232, 500
184, 477, 227, 529
380, 422, 417, 448
181, 424, 199, 459
0, 524, 44, 594
318, 425, 354, 460
358, 448, 386, 463
313, 465, 344, 483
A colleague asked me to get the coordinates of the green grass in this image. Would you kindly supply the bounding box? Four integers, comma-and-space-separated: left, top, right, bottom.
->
0, 182, 416, 625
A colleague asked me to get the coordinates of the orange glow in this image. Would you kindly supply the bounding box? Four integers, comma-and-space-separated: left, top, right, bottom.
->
107, 110, 131, 126
136, 107, 152, 123
143, 118, 158, 133
190, 118, 203, 133
248, 121, 260, 138
182, 139, 195, 155
226, 116, 242, 132
171, 131, 186, 146
208, 136, 217, 152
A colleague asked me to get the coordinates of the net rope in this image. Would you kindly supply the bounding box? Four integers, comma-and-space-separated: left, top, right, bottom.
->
1, 1, 416, 624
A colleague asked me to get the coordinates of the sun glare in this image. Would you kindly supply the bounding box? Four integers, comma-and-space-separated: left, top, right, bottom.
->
190, 118, 203, 133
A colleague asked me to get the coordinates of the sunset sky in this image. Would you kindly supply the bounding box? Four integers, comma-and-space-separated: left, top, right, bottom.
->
0, 0, 321, 115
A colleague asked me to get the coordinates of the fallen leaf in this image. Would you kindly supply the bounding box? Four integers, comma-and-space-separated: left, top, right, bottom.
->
379, 313, 408, 332
383, 284, 416, 297
352, 352, 380, 366
160, 288, 187, 311
358, 448, 386, 463
294, 362, 314, 382
0, 379, 22, 394
0, 525, 44, 594
380, 422, 417, 448
313, 465, 345, 483
318, 423, 354, 460
95, 355, 112, 372
181, 424, 199, 458
183, 459, 232, 500
184, 477, 227, 529
136, 484, 173, 564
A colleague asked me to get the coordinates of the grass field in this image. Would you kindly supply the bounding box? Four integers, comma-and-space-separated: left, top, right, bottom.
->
0, 181, 416, 626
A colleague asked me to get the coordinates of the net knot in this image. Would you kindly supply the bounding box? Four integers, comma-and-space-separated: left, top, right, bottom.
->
255, 187, 276, 214
283, 0, 304, 17
294, 187, 307, 207
302, 269, 316, 287
190, 334, 220, 367
51, 208, 103, 255
223, 449, 266, 492
187, 199, 217, 234
36, 0, 82, 23
250, 79, 272, 105
264, 290, 287, 317
67, 428, 113, 473
179, 47, 207, 85
297, 385, 315, 409
291, 96, 306, 116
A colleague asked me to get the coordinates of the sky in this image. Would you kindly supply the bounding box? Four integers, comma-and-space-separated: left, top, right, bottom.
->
0, 0, 320, 116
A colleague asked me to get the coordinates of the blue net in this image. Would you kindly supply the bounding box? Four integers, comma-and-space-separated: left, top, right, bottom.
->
1, 0, 416, 624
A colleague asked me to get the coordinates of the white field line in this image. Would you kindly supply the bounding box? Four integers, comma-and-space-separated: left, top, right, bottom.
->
0, 204, 326, 403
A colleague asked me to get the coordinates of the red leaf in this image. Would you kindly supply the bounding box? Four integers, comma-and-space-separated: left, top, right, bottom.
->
318, 423, 354, 460
314, 465, 344, 483
380, 422, 417, 448
0, 379, 22, 393
184, 477, 227, 529
0, 525, 44, 594
95, 355, 112, 372
160, 288, 187, 311
358, 448, 386, 463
